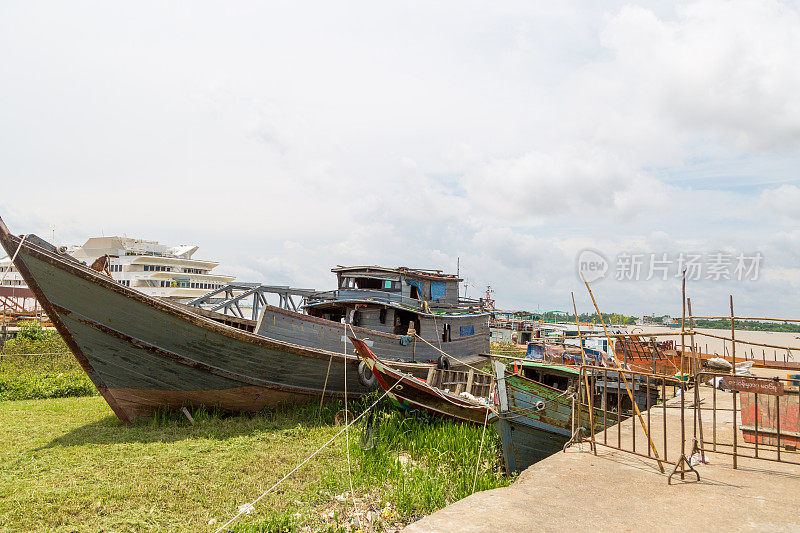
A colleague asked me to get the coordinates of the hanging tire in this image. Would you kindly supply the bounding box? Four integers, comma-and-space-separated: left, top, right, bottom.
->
437, 355, 450, 370
357, 361, 377, 389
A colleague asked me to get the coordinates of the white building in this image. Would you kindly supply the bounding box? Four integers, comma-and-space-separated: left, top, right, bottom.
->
1, 235, 235, 302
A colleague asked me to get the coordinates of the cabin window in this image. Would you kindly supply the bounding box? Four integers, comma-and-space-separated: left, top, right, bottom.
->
379, 308, 387, 324
393, 310, 420, 335
442, 323, 451, 342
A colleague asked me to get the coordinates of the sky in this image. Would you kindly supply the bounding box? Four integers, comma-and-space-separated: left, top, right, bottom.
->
1, 0, 799, 318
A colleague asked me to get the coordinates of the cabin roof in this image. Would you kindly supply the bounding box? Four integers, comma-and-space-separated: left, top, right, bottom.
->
332, 265, 463, 282
518, 361, 581, 375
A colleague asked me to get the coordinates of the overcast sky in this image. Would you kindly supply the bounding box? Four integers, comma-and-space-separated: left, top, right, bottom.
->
2, 1, 799, 318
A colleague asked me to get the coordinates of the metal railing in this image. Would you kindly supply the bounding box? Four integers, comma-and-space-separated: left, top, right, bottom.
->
574, 365, 685, 470
694, 371, 800, 467
307, 289, 486, 313
569, 365, 800, 482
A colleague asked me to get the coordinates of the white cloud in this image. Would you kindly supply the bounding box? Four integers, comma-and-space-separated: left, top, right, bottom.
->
759, 185, 800, 220
1, 0, 799, 318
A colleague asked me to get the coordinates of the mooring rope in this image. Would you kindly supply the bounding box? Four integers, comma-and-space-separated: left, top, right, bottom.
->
411, 333, 494, 377
471, 381, 493, 493
497, 389, 576, 421
213, 379, 402, 533
0, 234, 28, 286
343, 322, 356, 519
317, 351, 335, 419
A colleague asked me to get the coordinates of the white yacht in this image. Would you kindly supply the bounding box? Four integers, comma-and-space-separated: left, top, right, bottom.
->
1, 235, 235, 302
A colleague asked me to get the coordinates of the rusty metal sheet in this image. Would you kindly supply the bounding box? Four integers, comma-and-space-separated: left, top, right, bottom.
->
720, 376, 785, 396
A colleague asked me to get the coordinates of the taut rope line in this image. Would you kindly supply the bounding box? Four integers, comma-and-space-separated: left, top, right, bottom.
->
213, 379, 402, 533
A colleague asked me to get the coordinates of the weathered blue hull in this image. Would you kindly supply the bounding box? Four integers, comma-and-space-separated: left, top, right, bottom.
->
492, 417, 569, 473
492, 362, 613, 473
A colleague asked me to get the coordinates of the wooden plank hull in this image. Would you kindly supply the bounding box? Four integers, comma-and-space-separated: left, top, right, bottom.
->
350, 337, 491, 425
492, 417, 570, 473
494, 369, 613, 473
256, 305, 489, 364
0, 220, 477, 423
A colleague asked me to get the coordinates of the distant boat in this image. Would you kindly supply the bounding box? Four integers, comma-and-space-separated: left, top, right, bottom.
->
0, 217, 485, 423
1, 234, 236, 302
350, 336, 492, 425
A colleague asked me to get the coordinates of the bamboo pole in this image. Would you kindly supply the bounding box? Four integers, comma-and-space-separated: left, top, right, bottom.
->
730, 295, 737, 469
572, 292, 596, 455
687, 299, 698, 376
581, 276, 665, 473
679, 271, 687, 479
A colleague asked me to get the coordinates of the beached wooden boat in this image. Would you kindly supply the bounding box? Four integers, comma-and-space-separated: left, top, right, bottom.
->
254, 265, 491, 367
351, 336, 492, 424
491, 360, 645, 473
0, 218, 484, 423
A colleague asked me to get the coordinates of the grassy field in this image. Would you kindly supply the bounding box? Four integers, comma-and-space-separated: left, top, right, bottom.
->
0, 392, 510, 532
0, 325, 96, 401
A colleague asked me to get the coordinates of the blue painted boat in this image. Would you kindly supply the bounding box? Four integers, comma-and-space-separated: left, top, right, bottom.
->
491, 361, 613, 473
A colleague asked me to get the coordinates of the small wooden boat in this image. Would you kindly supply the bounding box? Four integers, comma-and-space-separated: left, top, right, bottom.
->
350, 336, 492, 424
0, 217, 484, 423
492, 360, 647, 473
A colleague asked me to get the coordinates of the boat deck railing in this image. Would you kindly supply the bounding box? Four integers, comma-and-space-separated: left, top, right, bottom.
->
306, 289, 486, 314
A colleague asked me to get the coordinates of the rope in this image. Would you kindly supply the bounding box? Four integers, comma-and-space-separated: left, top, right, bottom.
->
471, 382, 493, 493
0, 352, 70, 358
432, 314, 443, 352
412, 333, 493, 377
213, 379, 402, 533
0, 234, 28, 286
317, 352, 334, 419
497, 389, 575, 420
343, 322, 356, 519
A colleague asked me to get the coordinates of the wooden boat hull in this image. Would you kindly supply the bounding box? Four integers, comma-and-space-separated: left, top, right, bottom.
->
256, 304, 489, 364
493, 363, 613, 473
492, 416, 570, 473
0, 220, 463, 423
351, 337, 491, 424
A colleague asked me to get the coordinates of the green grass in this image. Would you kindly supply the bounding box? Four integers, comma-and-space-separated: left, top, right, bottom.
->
0, 332, 98, 401
0, 394, 510, 532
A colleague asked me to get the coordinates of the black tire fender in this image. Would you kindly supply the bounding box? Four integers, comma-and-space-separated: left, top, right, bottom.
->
357, 360, 377, 389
